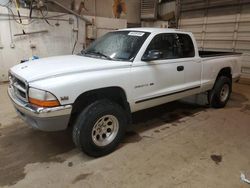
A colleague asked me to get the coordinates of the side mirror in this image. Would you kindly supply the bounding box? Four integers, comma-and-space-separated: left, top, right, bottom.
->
142, 50, 163, 61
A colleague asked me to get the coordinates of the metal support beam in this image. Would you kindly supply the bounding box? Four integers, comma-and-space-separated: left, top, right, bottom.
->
14, 30, 48, 36
175, 0, 180, 28
47, 0, 91, 24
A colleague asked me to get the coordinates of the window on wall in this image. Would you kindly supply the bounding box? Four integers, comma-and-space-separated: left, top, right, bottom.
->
143, 33, 195, 60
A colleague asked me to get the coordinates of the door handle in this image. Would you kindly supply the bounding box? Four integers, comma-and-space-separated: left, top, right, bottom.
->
177, 66, 184, 72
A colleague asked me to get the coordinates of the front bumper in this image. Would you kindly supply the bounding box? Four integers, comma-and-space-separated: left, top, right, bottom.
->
8, 86, 72, 131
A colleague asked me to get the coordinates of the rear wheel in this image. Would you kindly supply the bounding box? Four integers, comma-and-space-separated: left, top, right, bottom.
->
72, 99, 127, 157
208, 76, 232, 108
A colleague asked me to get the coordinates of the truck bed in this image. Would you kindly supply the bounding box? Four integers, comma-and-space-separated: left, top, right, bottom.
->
199, 51, 241, 58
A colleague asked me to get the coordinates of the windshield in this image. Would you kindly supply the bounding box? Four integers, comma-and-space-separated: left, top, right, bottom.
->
80, 31, 150, 61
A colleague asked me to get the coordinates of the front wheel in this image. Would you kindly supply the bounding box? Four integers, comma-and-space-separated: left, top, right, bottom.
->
208, 76, 232, 108
72, 99, 127, 157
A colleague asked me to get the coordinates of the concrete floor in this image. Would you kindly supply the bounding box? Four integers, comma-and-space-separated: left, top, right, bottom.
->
0, 82, 250, 188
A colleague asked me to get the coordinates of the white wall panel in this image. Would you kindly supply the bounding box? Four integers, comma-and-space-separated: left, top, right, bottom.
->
0, 7, 127, 82
0, 7, 83, 82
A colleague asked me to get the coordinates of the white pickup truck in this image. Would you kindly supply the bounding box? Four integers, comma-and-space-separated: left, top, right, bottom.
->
8, 28, 241, 157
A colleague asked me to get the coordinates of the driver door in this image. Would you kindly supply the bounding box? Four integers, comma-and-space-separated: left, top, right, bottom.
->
131, 33, 186, 111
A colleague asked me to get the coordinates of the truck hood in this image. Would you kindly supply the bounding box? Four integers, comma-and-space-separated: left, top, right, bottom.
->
10, 55, 131, 82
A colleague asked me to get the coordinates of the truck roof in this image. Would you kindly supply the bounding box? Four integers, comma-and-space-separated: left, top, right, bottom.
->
119, 27, 191, 35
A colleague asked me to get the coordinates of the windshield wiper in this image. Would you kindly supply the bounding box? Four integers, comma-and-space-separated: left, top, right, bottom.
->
80, 49, 86, 55
77, 49, 86, 56
85, 51, 113, 60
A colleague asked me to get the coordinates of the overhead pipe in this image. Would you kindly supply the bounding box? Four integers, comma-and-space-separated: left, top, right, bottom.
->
46, 0, 92, 24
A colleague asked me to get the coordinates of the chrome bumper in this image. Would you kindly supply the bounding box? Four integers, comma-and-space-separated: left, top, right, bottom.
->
8, 86, 72, 131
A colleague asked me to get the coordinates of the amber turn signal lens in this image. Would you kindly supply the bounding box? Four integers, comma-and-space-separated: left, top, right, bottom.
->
29, 97, 60, 107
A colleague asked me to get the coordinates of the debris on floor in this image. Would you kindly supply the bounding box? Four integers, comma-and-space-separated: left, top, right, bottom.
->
241, 172, 250, 184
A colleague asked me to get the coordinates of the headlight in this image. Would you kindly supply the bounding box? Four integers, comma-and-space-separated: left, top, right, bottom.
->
28, 88, 60, 107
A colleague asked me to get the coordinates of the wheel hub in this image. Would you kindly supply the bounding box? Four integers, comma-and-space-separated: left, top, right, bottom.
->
92, 115, 119, 146
220, 84, 230, 102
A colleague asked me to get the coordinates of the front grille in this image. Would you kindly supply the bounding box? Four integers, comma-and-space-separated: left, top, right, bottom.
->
9, 73, 28, 102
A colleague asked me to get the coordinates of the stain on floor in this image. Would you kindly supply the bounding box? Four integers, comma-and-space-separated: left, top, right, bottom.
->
72, 173, 93, 184
171, 123, 178, 127
122, 131, 142, 143
161, 126, 170, 130
130, 100, 208, 134
0, 124, 75, 186
210, 154, 222, 165
240, 104, 250, 115
68, 162, 73, 167
227, 93, 248, 108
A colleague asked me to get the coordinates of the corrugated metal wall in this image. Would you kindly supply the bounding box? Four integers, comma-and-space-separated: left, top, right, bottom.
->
178, 0, 250, 78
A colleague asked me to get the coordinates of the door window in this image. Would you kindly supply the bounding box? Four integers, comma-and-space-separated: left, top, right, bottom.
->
143, 33, 195, 60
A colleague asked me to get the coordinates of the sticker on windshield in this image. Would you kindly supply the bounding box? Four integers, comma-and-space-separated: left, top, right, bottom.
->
128, 32, 145, 37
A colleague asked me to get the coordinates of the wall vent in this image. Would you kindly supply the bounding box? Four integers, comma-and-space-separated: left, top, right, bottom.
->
141, 0, 158, 20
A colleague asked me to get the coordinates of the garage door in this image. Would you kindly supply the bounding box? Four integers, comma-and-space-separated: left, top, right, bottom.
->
178, 0, 250, 78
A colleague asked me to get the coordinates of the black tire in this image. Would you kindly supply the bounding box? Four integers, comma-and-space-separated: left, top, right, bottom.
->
208, 76, 232, 108
72, 99, 127, 157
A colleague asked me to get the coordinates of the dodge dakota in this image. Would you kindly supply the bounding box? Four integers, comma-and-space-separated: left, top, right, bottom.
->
8, 28, 241, 157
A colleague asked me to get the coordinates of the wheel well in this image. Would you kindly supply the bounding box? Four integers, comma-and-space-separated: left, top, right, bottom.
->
69, 87, 131, 126
216, 67, 232, 81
